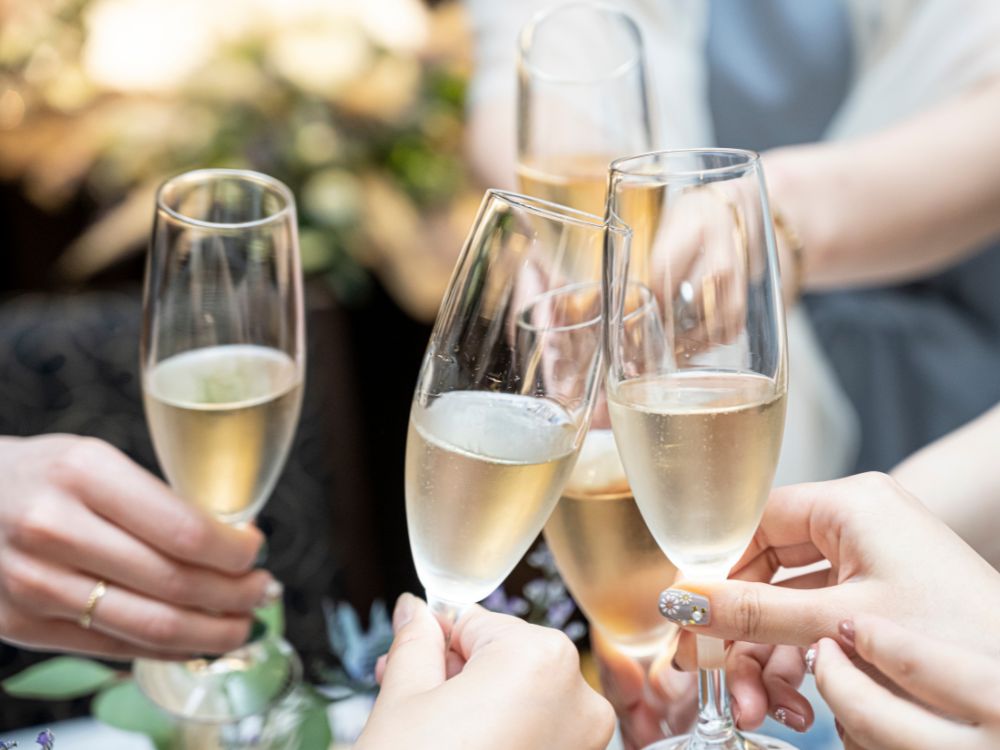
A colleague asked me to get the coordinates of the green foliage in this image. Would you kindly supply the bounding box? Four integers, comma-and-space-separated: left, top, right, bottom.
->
2, 657, 116, 700
92, 682, 177, 750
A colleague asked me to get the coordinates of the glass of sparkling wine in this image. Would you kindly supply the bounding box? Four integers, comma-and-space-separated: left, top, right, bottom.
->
134, 169, 305, 722
543, 284, 679, 661
517, 1, 674, 662
405, 190, 628, 626
516, 0, 653, 218
605, 150, 793, 750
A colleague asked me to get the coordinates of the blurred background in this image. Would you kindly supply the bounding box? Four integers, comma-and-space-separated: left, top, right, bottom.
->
0, 0, 487, 730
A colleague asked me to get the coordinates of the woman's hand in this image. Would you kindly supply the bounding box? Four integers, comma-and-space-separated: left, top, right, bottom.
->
0, 435, 274, 660
662, 473, 1000, 727
590, 627, 696, 750
359, 594, 615, 750
813, 614, 1000, 750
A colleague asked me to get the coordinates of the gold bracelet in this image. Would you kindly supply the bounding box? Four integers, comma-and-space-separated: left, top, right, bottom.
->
772, 208, 805, 303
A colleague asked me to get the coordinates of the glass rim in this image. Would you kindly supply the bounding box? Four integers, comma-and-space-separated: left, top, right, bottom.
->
156, 168, 296, 230
516, 281, 604, 333
609, 148, 761, 181
486, 189, 629, 236
517, 0, 643, 85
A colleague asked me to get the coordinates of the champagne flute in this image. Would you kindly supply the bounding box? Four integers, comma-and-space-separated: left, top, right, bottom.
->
605, 149, 794, 750
517, 1, 675, 660
405, 190, 628, 626
516, 0, 653, 217
135, 169, 305, 722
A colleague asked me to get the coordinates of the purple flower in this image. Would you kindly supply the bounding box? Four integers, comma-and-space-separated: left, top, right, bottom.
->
35, 730, 53, 750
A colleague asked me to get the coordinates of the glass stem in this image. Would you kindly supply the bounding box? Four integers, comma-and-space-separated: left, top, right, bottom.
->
427, 595, 465, 650
694, 633, 736, 741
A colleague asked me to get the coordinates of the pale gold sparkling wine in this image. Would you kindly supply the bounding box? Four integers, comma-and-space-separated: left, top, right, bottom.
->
406, 390, 579, 604
608, 370, 786, 577
144, 345, 302, 523
516, 154, 613, 216
544, 429, 678, 655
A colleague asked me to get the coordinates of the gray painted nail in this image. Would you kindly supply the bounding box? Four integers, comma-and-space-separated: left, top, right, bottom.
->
659, 589, 710, 626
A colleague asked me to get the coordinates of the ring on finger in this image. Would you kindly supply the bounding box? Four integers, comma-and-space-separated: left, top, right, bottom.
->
79, 580, 108, 630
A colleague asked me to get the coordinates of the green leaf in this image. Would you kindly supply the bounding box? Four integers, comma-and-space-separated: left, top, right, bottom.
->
257, 599, 285, 637
290, 690, 332, 750
222, 641, 293, 717
93, 681, 176, 750
2, 657, 116, 699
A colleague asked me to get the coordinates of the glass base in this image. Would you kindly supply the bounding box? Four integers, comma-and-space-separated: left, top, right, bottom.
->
642, 732, 799, 750
133, 636, 301, 723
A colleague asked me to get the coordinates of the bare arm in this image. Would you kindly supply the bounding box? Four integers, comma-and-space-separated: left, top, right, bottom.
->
765, 77, 1000, 291
891, 402, 1000, 568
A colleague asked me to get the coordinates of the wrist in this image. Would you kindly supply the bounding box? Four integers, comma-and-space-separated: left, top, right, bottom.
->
762, 146, 837, 292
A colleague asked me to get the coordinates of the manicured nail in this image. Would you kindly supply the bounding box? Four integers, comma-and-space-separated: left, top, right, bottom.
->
257, 578, 283, 608
804, 644, 817, 675
393, 593, 416, 632
659, 589, 710, 626
838, 620, 856, 651
773, 707, 807, 732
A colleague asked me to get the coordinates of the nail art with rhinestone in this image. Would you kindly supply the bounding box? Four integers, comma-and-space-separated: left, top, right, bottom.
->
659, 589, 710, 626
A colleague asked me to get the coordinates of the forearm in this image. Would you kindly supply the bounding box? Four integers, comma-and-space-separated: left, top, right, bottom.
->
765, 77, 1000, 290
891, 402, 1000, 569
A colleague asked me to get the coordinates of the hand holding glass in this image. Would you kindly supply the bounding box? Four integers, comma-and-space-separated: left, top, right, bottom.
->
605, 150, 791, 750
135, 169, 305, 721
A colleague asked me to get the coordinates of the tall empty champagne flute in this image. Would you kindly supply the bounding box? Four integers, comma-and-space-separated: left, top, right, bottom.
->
405, 190, 627, 624
135, 169, 305, 722
517, 0, 653, 217
606, 150, 793, 750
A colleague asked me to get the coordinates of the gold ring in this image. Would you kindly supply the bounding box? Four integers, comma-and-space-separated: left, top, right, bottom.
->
79, 580, 108, 630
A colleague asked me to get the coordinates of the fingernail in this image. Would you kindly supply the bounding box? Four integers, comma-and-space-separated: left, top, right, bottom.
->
838, 619, 856, 651
659, 589, 710, 626
732, 700, 742, 727
393, 593, 416, 632
804, 644, 817, 674
773, 706, 807, 732
257, 578, 283, 608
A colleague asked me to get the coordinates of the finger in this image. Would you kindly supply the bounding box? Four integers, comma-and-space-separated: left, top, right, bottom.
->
374, 654, 387, 684
0, 548, 251, 654
445, 648, 465, 680
591, 627, 645, 711
378, 594, 446, 701
658, 579, 849, 646
814, 638, 977, 750
673, 630, 696, 671
52, 438, 263, 573
591, 628, 670, 748
19, 498, 273, 614
732, 543, 826, 583
852, 614, 1000, 723
1, 613, 187, 661
450, 604, 532, 664
730, 478, 868, 576
725, 641, 772, 729
762, 644, 813, 732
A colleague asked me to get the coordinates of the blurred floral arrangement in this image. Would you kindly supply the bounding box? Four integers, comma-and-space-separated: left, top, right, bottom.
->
0, 0, 480, 318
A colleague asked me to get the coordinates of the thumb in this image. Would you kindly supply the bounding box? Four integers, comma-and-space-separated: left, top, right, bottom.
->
658, 580, 843, 647
378, 593, 447, 701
